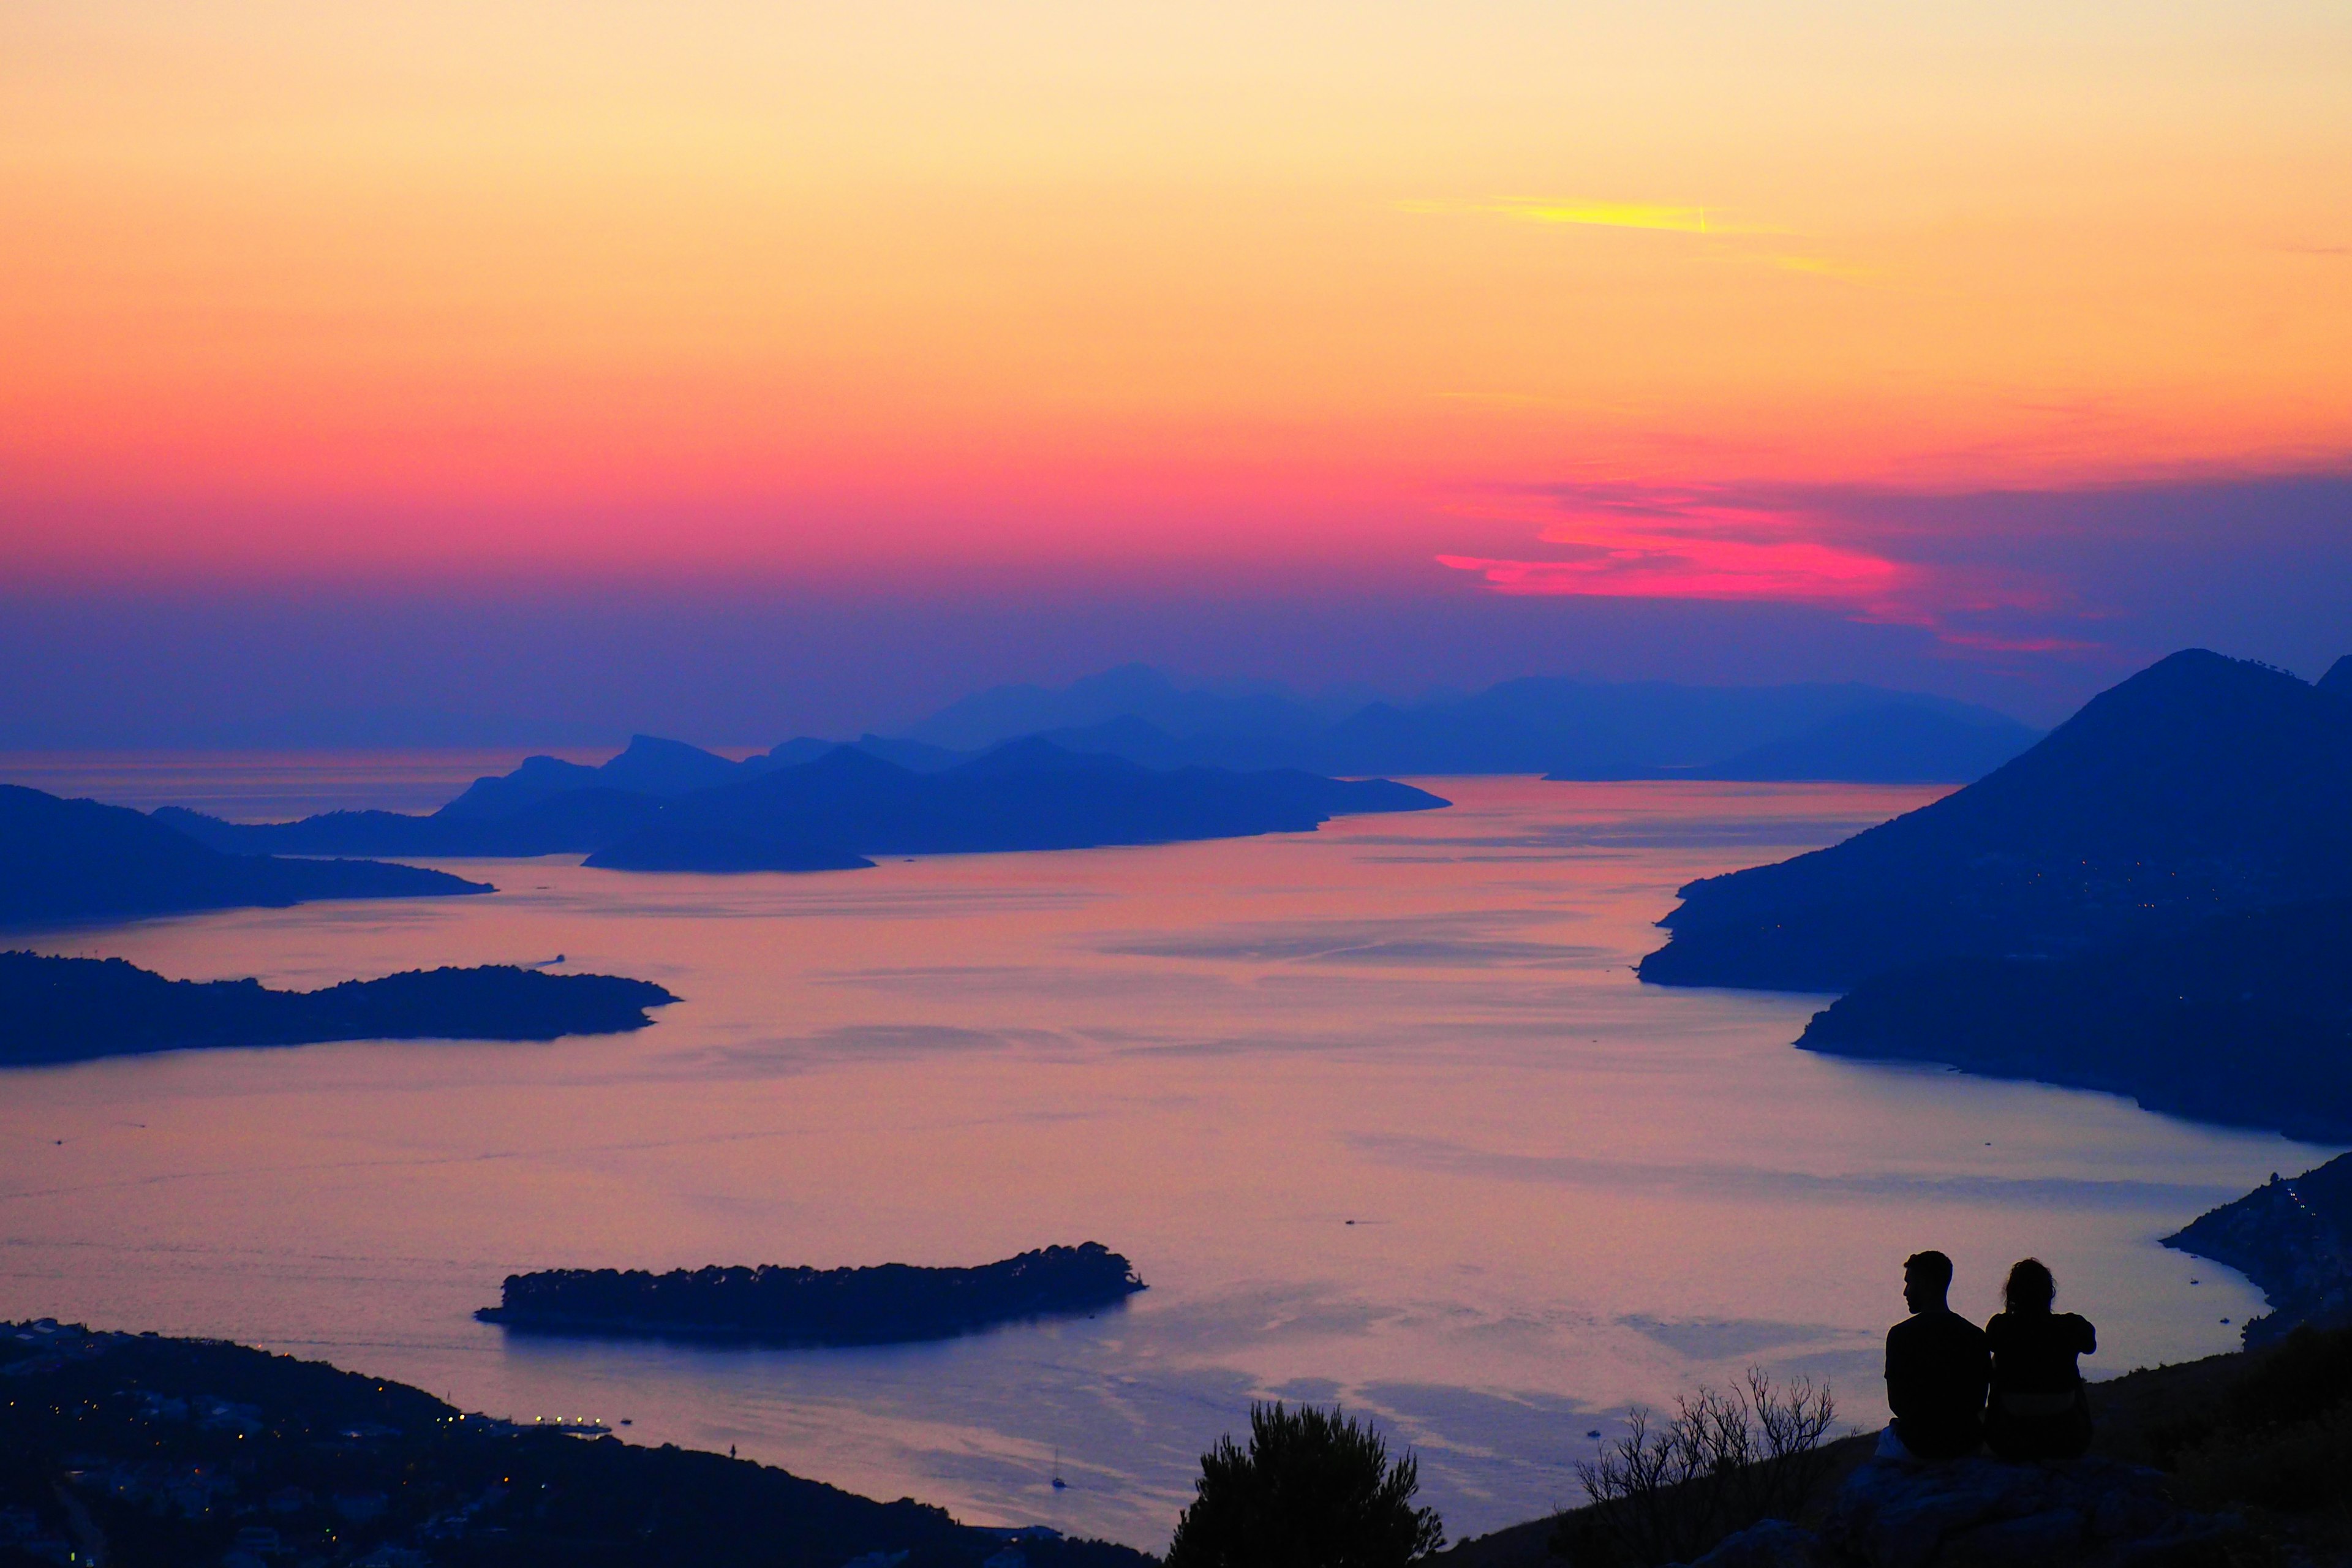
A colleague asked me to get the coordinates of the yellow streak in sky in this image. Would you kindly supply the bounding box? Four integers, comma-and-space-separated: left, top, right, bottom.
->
1490, 202, 1711, 232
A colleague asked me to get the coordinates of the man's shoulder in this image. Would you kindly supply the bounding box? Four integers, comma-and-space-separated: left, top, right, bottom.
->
1893, 1308, 1986, 1344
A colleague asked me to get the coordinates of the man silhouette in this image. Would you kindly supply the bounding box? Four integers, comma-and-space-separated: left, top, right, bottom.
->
1882, 1250, 1989, 1461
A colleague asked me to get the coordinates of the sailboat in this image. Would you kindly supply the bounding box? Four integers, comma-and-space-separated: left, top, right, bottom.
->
1051, 1447, 1068, 1490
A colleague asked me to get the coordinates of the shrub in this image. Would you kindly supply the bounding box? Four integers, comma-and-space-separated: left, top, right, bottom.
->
1164, 1401, 1445, 1567
1556, 1368, 1839, 1566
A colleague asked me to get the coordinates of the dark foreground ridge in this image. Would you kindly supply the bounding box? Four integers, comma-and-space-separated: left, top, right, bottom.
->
161, 737, 1449, 873
0, 783, 489, 927
0, 953, 676, 1066
479, 1243, 1146, 1346
1640, 649, 2352, 992
1792, 898, 2352, 1143
1442, 1322, 2352, 1567
2165, 1150, 2352, 1348
0, 1319, 1148, 1567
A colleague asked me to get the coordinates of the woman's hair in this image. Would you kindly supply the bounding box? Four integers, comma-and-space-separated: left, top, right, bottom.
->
2003, 1257, 2057, 1314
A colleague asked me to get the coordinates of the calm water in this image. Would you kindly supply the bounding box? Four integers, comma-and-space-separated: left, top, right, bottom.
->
0, 774, 2328, 1549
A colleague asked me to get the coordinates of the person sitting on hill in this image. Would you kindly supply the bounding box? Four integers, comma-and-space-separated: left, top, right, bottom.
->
1882, 1249, 1991, 1461
1984, 1257, 2096, 1462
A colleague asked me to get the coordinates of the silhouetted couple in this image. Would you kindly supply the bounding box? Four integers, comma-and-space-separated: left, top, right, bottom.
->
1882, 1250, 2096, 1464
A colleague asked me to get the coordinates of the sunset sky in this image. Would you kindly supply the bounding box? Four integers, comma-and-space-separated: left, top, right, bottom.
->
4, 1, 2348, 743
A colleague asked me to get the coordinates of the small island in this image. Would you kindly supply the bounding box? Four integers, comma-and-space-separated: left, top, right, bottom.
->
478, 1242, 1146, 1345
0, 952, 677, 1066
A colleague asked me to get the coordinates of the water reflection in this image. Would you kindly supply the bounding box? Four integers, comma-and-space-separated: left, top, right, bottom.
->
0, 778, 2326, 1548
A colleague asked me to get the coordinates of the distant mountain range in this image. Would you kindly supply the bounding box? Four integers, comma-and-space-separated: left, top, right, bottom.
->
884, 665, 2040, 781
0, 784, 488, 927
162, 738, 1449, 872
1641, 647, 2352, 1145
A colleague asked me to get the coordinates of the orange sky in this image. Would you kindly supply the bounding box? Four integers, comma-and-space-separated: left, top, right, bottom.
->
4, 1, 2348, 622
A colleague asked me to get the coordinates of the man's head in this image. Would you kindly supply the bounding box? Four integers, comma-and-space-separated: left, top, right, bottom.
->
1903, 1250, 1954, 1314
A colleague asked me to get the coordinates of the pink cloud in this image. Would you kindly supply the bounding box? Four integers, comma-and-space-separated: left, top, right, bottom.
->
1436, 485, 2079, 650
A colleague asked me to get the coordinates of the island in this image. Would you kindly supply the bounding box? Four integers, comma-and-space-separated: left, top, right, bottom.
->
1638, 650, 2352, 992
1, 783, 490, 927
2165, 1151, 2352, 1346
0, 1318, 1147, 1567
0, 952, 676, 1065
157, 737, 1450, 873
1792, 898, 2352, 1143
478, 1242, 1147, 1344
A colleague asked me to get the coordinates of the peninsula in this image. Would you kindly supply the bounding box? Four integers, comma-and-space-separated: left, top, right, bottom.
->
0, 784, 489, 927
478, 1242, 1146, 1344
0, 1318, 1147, 1567
1793, 898, 2352, 1143
0, 952, 676, 1065
2165, 1150, 2352, 1346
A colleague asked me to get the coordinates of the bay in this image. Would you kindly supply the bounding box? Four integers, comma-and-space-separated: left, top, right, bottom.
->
0, 774, 2323, 1549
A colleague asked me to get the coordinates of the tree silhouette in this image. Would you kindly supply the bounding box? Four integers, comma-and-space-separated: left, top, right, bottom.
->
1165, 1401, 1444, 1567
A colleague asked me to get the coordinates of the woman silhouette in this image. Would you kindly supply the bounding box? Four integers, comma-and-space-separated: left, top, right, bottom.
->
1983, 1258, 2096, 1461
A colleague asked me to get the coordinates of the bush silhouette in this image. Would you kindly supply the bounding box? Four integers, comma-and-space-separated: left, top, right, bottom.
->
1165, 1401, 1444, 1567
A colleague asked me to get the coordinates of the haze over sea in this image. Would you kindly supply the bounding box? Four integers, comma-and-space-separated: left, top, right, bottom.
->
0, 764, 2323, 1549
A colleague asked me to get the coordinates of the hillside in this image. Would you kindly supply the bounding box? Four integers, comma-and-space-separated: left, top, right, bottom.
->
0, 1320, 1146, 1567
1640, 650, 2352, 990
1793, 898, 2352, 1142
2166, 1150, 2352, 1346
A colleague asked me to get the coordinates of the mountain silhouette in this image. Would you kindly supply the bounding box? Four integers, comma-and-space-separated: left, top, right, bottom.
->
159, 740, 1448, 873
0, 785, 489, 927
895, 667, 2035, 779
1794, 897, 2352, 1141
1656, 703, 2039, 783
584, 741, 1447, 871
1640, 650, 2352, 990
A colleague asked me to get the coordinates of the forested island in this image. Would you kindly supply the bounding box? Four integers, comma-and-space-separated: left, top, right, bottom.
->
478, 1243, 1146, 1344
0, 783, 489, 927
159, 737, 1447, 872
0, 952, 676, 1065
0, 1319, 1145, 1567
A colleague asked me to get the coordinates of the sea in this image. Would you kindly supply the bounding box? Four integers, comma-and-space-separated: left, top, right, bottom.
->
0, 756, 2332, 1550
